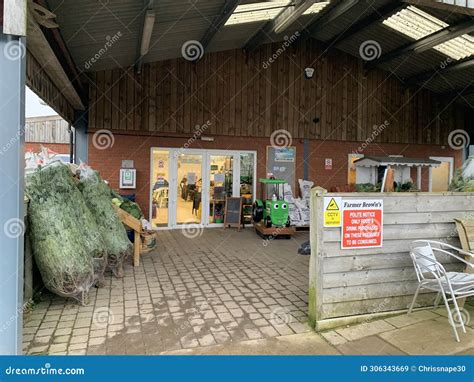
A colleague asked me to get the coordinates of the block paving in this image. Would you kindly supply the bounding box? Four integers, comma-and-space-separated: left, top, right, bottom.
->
23, 229, 310, 355
22, 229, 473, 355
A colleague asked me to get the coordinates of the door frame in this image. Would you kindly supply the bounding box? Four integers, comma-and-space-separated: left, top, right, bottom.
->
150, 148, 257, 230
428, 156, 454, 192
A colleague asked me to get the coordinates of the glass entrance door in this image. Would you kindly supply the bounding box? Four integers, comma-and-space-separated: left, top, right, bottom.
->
208, 154, 234, 224
151, 150, 170, 228
176, 152, 203, 225
151, 148, 256, 229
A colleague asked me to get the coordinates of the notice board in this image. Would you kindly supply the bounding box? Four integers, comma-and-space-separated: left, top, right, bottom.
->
266, 146, 296, 191
341, 199, 383, 249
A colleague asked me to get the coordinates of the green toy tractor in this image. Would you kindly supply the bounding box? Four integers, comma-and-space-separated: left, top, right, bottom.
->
252, 178, 290, 228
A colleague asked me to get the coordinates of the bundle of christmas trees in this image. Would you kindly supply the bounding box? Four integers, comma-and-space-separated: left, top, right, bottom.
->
26, 161, 131, 304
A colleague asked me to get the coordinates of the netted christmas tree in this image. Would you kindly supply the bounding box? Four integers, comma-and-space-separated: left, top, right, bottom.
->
26, 163, 107, 303
77, 165, 131, 278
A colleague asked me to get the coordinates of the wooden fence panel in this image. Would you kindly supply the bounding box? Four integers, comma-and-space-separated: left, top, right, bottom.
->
309, 189, 474, 329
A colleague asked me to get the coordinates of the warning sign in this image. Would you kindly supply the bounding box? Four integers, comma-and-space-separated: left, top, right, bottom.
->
341, 199, 383, 249
324, 197, 342, 227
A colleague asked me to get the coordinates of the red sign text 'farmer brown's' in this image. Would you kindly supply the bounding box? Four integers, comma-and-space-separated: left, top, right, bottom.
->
341, 199, 383, 249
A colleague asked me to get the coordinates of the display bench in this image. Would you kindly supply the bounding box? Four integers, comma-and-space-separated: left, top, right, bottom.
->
309, 188, 474, 330
113, 205, 142, 267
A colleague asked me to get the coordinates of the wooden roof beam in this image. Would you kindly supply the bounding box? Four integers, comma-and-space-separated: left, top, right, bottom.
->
439, 84, 474, 99
201, 0, 240, 51
298, 0, 360, 44
405, 55, 474, 85
366, 19, 474, 70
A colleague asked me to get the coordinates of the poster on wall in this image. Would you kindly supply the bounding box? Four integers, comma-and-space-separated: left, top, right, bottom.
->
274, 147, 296, 162
266, 146, 296, 191
341, 199, 383, 249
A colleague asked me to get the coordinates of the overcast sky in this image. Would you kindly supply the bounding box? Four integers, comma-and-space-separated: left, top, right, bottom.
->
25, 87, 58, 118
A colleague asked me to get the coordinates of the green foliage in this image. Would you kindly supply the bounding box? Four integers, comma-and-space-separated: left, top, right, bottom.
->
78, 168, 131, 276
119, 199, 144, 220
26, 164, 103, 302
449, 169, 474, 192
355, 183, 381, 192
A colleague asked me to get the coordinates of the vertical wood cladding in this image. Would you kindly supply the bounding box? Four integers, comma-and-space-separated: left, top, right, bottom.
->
88, 40, 468, 145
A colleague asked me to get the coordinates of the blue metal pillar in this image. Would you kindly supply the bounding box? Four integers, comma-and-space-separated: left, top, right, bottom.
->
74, 109, 88, 164
0, 33, 26, 355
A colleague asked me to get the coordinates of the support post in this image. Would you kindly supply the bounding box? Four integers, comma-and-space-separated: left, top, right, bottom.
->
74, 109, 88, 164
309, 187, 326, 330
0, 33, 26, 355
303, 139, 309, 180
417, 166, 422, 191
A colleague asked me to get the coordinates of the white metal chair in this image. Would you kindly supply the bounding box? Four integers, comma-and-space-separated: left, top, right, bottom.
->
408, 240, 474, 342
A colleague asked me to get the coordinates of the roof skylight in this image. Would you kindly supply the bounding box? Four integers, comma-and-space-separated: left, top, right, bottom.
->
383, 5, 474, 60
225, 1, 292, 26
302, 1, 330, 15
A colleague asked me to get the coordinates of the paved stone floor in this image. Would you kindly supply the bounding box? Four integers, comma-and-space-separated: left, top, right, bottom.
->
22, 228, 473, 355
23, 228, 311, 355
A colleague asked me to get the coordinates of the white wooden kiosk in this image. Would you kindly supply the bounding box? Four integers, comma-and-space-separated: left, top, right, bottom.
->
353, 156, 441, 190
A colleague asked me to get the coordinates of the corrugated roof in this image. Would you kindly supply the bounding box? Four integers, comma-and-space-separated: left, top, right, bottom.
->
45, 0, 473, 107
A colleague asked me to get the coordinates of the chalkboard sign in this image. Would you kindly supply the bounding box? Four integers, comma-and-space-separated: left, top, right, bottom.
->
224, 197, 243, 230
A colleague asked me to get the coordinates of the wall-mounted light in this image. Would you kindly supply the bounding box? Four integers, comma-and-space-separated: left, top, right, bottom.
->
304, 67, 315, 79
200, 136, 214, 142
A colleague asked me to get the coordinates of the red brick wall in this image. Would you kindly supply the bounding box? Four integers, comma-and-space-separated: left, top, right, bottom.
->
88, 132, 462, 218
25, 142, 70, 155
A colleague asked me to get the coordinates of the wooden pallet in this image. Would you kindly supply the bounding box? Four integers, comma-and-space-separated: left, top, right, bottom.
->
254, 221, 295, 239
113, 205, 142, 267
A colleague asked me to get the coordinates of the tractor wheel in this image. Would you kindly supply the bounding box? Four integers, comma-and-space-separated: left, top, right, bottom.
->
265, 217, 272, 228
252, 200, 264, 223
